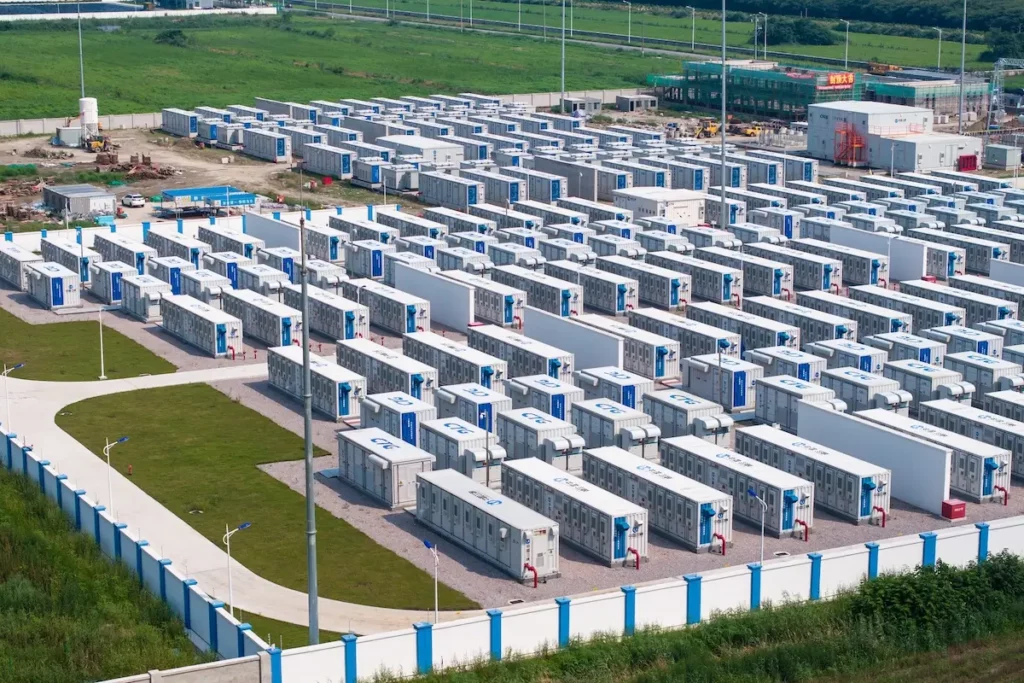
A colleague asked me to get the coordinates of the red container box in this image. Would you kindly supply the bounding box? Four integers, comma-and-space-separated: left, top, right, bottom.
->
942, 499, 966, 520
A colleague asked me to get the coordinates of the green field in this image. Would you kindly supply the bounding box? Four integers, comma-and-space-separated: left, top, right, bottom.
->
0, 466, 209, 683
236, 609, 340, 650
0, 307, 175, 381
55, 384, 479, 614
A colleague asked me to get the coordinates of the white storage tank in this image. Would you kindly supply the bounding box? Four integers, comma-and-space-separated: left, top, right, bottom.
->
920, 325, 1003, 357
502, 457, 647, 567
148, 255, 197, 295
121, 274, 171, 322
342, 278, 430, 335
222, 289, 302, 347
467, 324, 574, 382
744, 347, 827, 383
268, 344, 366, 420
415, 469, 560, 582
505, 374, 585, 421
434, 383, 514, 432
26, 262, 80, 310
754, 375, 844, 433
337, 428, 434, 508
944, 352, 1024, 399
820, 367, 911, 414
882, 359, 973, 415
496, 407, 585, 474
336, 337, 437, 401
282, 284, 368, 342
643, 389, 731, 442
361, 391, 438, 446
0, 243, 43, 291
420, 417, 505, 489
805, 339, 888, 374
571, 399, 660, 459
159, 295, 242, 358
863, 332, 946, 365
659, 436, 815, 538
90, 261, 138, 305
573, 366, 654, 409
682, 354, 762, 412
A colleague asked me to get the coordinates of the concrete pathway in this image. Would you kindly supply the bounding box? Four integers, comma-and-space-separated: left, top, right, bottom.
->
5, 365, 483, 635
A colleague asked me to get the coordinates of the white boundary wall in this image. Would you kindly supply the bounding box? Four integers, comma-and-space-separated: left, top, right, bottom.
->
394, 263, 474, 330
523, 306, 623, 370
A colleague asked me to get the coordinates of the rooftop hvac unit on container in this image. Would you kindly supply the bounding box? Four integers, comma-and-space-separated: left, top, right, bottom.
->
950, 275, 1024, 319
422, 206, 496, 235
222, 289, 301, 346
468, 203, 543, 231
502, 457, 647, 567
545, 262, 638, 316
735, 425, 890, 525
336, 337, 436, 401
856, 409, 1010, 503
754, 375, 845, 433
919, 399, 1024, 484
642, 389, 731, 442
659, 436, 814, 538
415, 469, 560, 582
397, 235, 446, 260
647, 251, 742, 306
374, 210, 447, 241
796, 291, 912, 338
420, 418, 505, 489
0, 243, 43, 291
907, 228, 1008, 276
695, 246, 793, 299
257, 247, 302, 284
805, 339, 888, 374
361, 391, 437, 446
743, 243, 842, 293
920, 325, 1002, 357
497, 227, 545, 249
573, 367, 654, 409
496, 407, 585, 474
41, 237, 100, 284
89, 261, 138, 305
944, 352, 1024, 399
886, 210, 944, 232
198, 226, 264, 260
628, 307, 740, 358
420, 172, 482, 211
337, 428, 434, 509
539, 238, 597, 265
491, 265, 582, 317
749, 207, 801, 240
268, 344, 365, 420
500, 168, 565, 203
635, 230, 694, 254
436, 246, 493, 275
489, 242, 546, 270
788, 238, 888, 287
742, 296, 857, 345
25, 262, 80, 310
849, 285, 966, 329
881, 359, 972, 414
467, 324, 574, 382
439, 270, 525, 327
344, 240, 395, 280
147, 256, 196, 295
342, 278, 429, 335
681, 353, 762, 412
582, 446, 731, 552
120, 274, 170, 322
557, 197, 632, 223
511, 200, 585, 228
587, 234, 646, 260
675, 225, 743, 250
403, 331, 508, 390
573, 314, 680, 380
382, 252, 439, 287
984, 389, 1024, 421
445, 231, 499, 254
744, 347, 827, 383
159, 294, 242, 358
688, 301, 800, 354
92, 234, 156, 276
282, 284, 368, 341
866, 332, 946, 364
237, 263, 290, 297
725, 222, 785, 245
434, 383, 513, 433
180, 269, 232, 306
505, 374, 585, 420
820, 367, 911, 414
330, 215, 400, 245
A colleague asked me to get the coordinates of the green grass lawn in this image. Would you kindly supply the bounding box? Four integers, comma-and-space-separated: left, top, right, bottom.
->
235, 609, 340, 650
0, 307, 175, 381
54, 384, 478, 613
0, 466, 209, 683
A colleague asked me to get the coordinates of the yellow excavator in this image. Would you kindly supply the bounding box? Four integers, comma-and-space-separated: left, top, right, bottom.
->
692, 118, 721, 138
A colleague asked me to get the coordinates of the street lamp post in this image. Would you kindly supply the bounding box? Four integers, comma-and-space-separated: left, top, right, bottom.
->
423, 540, 439, 624
747, 488, 767, 566
958, 0, 967, 135
841, 20, 851, 69
933, 27, 943, 70
758, 12, 767, 59
750, 17, 758, 60
719, 0, 727, 240
623, 0, 631, 43
685, 6, 695, 51
561, 0, 566, 110
2, 363, 25, 435
103, 436, 129, 518
570, 0, 573, 36
98, 307, 107, 380
223, 522, 253, 620
518, 0, 521, 31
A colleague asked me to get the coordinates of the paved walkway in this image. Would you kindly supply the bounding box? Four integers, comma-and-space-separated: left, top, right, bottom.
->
6, 366, 483, 635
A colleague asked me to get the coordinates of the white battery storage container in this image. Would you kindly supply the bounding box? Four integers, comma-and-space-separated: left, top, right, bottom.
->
695, 246, 793, 299
25, 262, 80, 310
403, 331, 508, 390
416, 469, 560, 582
511, 200, 585, 228
788, 238, 889, 287
420, 418, 505, 488
147, 256, 196, 294
949, 275, 1024, 317
587, 234, 646, 260
342, 278, 430, 335
882, 359, 973, 414
898, 279, 1016, 327
468, 203, 543, 231
919, 399, 1024, 484
337, 428, 434, 508
977, 318, 1024, 347
336, 337, 437, 401
907, 228, 1008, 276
734, 425, 890, 524
647, 251, 742, 306
572, 314, 680, 380
397, 235, 446, 260
89, 261, 138, 304
676, 225, 743, 250
596, 256, 690, 311
237, 264, 290, 297
557, 196, 632, 223
497, 408, 585, 474
643, 389, 731, 442
545, 262, 638, 316
742, 296, 857, 345
796, 291, 912, 338
500, 168, 567, 204
222, 289, 301, 346
40, 238, 100, 284
497, 227, 545, 249
445, 231, 499, 254
120, 274, 171, 322
726, 222, 786, 245
864, 332, 945, 364
198, 226, 264, 260
440, 270, 525, 327
257, 247, 302, 284
331, 215, 400, 245
92, 234, 156, 275
302, 223, 348, 265
305, 259, 347, 291
749, 207, 801, 240
627, 308, 740, 358
502, 457, 647, 566
422, 206, 497, 235
436, 247, 493, 275
382, 252, 439, 287
984, 390, 1024, 420
855, 410, 1011, 503
281, 284, 368, 341
144, 229, 209, 269
506, 375, 585, 421
541, 224, 597, 244
0, 243, 43, 290
944, 352, 1024, 398
203, 251, 254, 288
635, 230, 694, 254
345, 240, 396, 280
820, 367, 911, 414
572, 399, 661, 459
582, 446, 732, 551
743, 243, 842, 293
375, 211, 448, 241
434, 383, 513, 432
491, 265, 582, 317
920, 325, 1003, 357
688, 301, 800, 354
159, 294, 242, 358
682, 354, 763, 412
268, 344, 365, 420
574, 366, 654, 409
242, 128, 291, 162
753, 375, 843, 433
659, 436, 814, 537
805, 339, 888, 374
467, 325, 574, 382
489, 242, 546, 270
591, 219, 638, 240
1004, 345, 1024, 368
361, 391, 438, 445
744, 347, 827, 383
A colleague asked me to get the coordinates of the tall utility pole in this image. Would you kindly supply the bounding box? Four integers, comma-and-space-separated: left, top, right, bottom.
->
77, 2, 85, 98
958, 0, 967, 135
686, 6, 695, 51
759, 13, 767, 59
841, 19, 851, 69
719, 0, 728, 237
933, 27, 943, 70
560, 0, 566, 111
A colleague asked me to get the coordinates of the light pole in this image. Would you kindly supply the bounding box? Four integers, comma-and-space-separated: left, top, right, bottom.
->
890, 144, 896, 176
2, 363, 25, 435
933, 27, 943, 70
518, 0, 521, 31
427, 0, 430, 22
623, 0, 631, 43
481, 409, 492, 489
570, 0, 573, 36
750, 17, 758, 60
423, 540, 439, 624
758, 12, 767, 59
103, 436, 129, 518
719, 0, 727, 239
747, 488, 767, 566
98, 307, 107, 380
77, 1, 85, 99
957, 0, 967, 135
561, 0, 566, 111
470, 0, 473, 26
223, 521, 253, 620
840, 20, 851, 69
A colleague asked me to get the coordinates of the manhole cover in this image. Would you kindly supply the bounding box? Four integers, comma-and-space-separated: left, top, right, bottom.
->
507, 598, 524, 605
773, 551, 790, 558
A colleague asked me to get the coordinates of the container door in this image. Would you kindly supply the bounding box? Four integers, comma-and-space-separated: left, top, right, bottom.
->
617, 174, 627, 190
344, 311, 355, 339
947, 252, 957, 278
768, 166, 777, 185
216, 324, 227, 355
860, 478, 875, 517
978, 340, 989, 355
616, 283, 627, 312
401, 412, 417, 445
80, 257, 90, 283
670, 279, 680, 307
504, 295, 515, 325
51, 277, 64, 307
410, 373, 424, 400
859, 354, 873, 372
560, 290, 571, 317
281, 317, 292, 346
338, 382, 351, 417
552, 180, 561, 201
342, 156, 351, 175
509, 183, 520, 204
773, 269, 783, 296
406, 304, 418, 333
474, 240, 486, 254
783, 215, 793, 239
823, 264, 833, 290
782, 490, 798, 531
480, 366, 494, 389
655, 347, 668, 379
468, 186, 478, 205
797, 363, 810, 382
613, 517, 628, 559
731, 167, 741, 187
227, 262, 238, 288
424, 245, 435, 259
983, 457, 997, 496
722, 274, 732, 302
170, 267, 181, 295
919, 348, 931, 363
804, 163, 813, 182
135, 253, 146, 275
550, 394, 565, 419
478, 403, 492, 430
548, 358, 562, 379
111, 272, 123, 302
573, 231, 584, 244
699, 503, 714, 545
283, 257, 295, 283
732, 370, 746, 409
870, 259, 880, 285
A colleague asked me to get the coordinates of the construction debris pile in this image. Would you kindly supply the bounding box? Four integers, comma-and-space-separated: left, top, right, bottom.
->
22, 147, 75, 160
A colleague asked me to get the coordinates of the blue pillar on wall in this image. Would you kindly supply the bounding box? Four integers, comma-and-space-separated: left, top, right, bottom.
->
920, 532, 937, 567
272, 211, 281, 220
110, 224, 117, 233
210, 600, 225, 652
76, 227, 83, 245
237, 623, 252, 657
621, 586, 636, 636
209, 216, 216, 225
142, 222, 151, 239
136, 540, 149, 585
367, 205, 374, 221
486, 609, 502, 660
158, 559, 172, 600
747, 564, 762, 610
683, 575, 702, 625
22, 445, 29, 474
114, 522, 127, 559
92, 505, 106, 545
269, 646, 283, 683
4, 232, 12, 242
177, 219, 184, 233
342, 633, 357, 681
336, 206, 343, 214
305, 208, 312, 220
38, 459, 49, 494
56, 474, 67, 508
866, 542, 879, 579
41, 229, 47, 239
976, 522, 990, 564
183, 579, 197, 629
555, 597, 571, 647
413, 622, 433, 674
74, 490, 85, 530
808, 553, 823, 600
5, 434, 14, 469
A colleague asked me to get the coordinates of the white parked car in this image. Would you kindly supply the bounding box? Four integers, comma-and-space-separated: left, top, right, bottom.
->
121, 193, 145, 208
